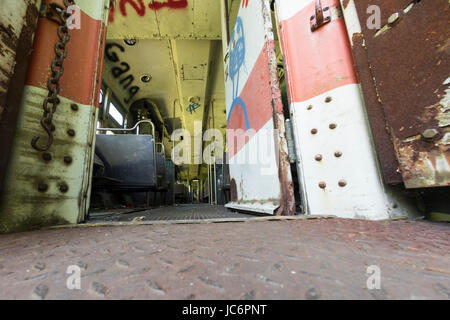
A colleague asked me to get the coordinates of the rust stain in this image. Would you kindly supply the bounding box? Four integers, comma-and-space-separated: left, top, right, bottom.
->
351, 0, 450, 188
0, 1, 40, 190
263, 11, 295, 216
230, 178, 237, 202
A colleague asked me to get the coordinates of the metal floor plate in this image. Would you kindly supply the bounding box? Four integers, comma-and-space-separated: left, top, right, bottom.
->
88, 204, 258, 223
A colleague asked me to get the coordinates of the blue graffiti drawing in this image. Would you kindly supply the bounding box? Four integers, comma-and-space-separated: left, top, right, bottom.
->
227, 16, 250, 131
186, 102, 201, 115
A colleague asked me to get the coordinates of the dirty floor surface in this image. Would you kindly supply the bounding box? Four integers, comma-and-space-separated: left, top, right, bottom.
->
88, 204, 256, 223
0, 208, 449, 300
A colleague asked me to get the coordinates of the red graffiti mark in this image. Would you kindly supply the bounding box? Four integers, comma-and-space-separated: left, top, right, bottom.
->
108, 0, 189, 22
149, 0, 188, 10
120, 0, 146, 16
242, 0, 249, 8
108, 0, 116, 23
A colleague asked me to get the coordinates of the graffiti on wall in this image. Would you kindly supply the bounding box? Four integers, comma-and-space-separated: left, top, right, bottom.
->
227, 16, 250, 131
186, 102, 201, 115
109, 0, 188, 23
105, 43, 140, 104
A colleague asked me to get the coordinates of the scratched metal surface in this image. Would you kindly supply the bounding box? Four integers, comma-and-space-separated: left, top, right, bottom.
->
351, 0, 450, 188
0, 0, 40, 189
0, 218, 448, 299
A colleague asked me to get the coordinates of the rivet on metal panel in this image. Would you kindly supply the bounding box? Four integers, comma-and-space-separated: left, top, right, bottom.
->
307, 105, 313, 110
338, 179, 347, 187
70, 104, 79, 111
311, 128, 318, 135
64, 156, 73, 164
422, 128, 440, 140
67, 129, 76, 137
59, 183, 69, 193
325, 97, 332, 103
329, 123, 337, 130
42, 152, 52, 162
319, 182, 327, 189
38, 182, 49, 192
315, 154, 323, 161
334, 151, 343, 158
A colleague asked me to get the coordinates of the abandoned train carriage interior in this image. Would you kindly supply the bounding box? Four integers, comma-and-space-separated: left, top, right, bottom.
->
0, 0, 449, 234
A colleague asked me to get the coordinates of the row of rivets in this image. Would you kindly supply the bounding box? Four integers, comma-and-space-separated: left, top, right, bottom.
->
37, 104, 78, 193
315, 151, 343, 162
306, 98, 347, 190
37, 182, 69, 193
310, 123, 337, 135
41, 153, 73, 164
318, 180, 347, 189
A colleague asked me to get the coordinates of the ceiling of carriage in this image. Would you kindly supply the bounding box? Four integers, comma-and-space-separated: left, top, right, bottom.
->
102, 0, 243, 182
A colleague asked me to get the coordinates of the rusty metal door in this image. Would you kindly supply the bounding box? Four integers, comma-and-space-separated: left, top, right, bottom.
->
0, 0, 110, 233
341, 0, 450, 188
0, 0, 41, 191
223, 0, 295, 215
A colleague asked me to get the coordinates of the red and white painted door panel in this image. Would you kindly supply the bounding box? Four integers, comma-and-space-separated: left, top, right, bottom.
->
224, 0, 295, 215
0, 0, 110, 233
275, 0, 418, 220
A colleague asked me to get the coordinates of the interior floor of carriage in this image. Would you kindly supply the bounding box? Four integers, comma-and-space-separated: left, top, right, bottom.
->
87, 204, 257, 224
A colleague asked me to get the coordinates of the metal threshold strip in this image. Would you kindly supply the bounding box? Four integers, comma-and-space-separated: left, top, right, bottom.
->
49, 214, 338, 230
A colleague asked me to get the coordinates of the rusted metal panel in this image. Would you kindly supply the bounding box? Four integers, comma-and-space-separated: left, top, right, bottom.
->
350, 0, 450, 188
0, 0, 41, 190
349, 32, 403, 185
0, 0, 110, 234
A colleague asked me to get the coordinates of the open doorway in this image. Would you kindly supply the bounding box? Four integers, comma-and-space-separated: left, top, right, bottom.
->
87, 0, 291, 223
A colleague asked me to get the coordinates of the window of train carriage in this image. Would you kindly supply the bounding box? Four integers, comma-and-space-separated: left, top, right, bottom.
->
99, 88, 104, 106
109, 102, 123, 126
107, 92, 126, 128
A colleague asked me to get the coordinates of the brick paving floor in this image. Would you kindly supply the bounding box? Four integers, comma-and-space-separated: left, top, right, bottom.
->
0, 211, 449, 300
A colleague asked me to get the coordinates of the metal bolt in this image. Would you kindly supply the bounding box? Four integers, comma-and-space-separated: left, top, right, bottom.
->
334, 151, 343, 158
67, 129, 75, 137
315, 154, 323, 162
64, 156, 73, 164
329, 123, 337, 130
38, 182, 48, 192
311, 128, 318, 135
42, 152, 52, 162
59, 183, 69, 193
338, 179, 347, 187
387, 12, 400, 26
71, 104, 79, 111
325, 97, 332, 103
319, 182, 327, 189
422, 128, 439, 140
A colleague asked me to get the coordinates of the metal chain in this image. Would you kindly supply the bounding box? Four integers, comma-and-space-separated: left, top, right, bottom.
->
32, 0, 76, 152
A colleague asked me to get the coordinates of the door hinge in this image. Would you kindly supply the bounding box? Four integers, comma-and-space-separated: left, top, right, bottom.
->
310, 0, 331, 32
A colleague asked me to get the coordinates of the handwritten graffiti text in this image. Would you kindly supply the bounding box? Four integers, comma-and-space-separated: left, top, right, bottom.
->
105, 43, 140, 104
109, 0, 188, 23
